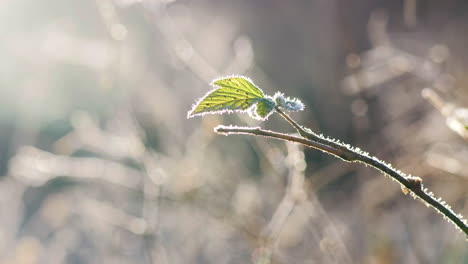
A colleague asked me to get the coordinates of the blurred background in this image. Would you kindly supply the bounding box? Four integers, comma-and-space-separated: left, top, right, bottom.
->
0, 0, 467, 263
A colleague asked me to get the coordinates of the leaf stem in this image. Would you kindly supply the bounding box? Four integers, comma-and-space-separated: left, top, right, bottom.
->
214, 125, 468, 237
274, 106, 319, 141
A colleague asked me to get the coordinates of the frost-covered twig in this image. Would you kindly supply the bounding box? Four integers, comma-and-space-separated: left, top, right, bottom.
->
188, 76, 468, 239
215, 125, 468, 237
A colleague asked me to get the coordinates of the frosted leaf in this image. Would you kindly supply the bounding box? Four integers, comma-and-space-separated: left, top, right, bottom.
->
188, 76, 267, 118
274, 92, 305, 112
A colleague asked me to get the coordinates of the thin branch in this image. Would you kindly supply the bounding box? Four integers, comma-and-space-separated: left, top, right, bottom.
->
216, 125, 351, 161
215, 125, 468, 237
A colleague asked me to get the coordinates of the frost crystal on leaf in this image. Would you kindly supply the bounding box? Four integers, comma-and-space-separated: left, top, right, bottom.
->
274, 92, 304, 112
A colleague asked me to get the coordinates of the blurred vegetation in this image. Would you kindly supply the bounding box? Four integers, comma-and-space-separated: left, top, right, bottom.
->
0, 0, 467, 263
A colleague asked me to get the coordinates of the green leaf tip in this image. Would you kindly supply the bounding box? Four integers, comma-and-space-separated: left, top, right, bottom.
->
187, 76, 270, 120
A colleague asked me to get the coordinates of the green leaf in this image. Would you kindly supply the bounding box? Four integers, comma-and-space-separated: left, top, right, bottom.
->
188, 76, 267, 118
249, 97, 275, 120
